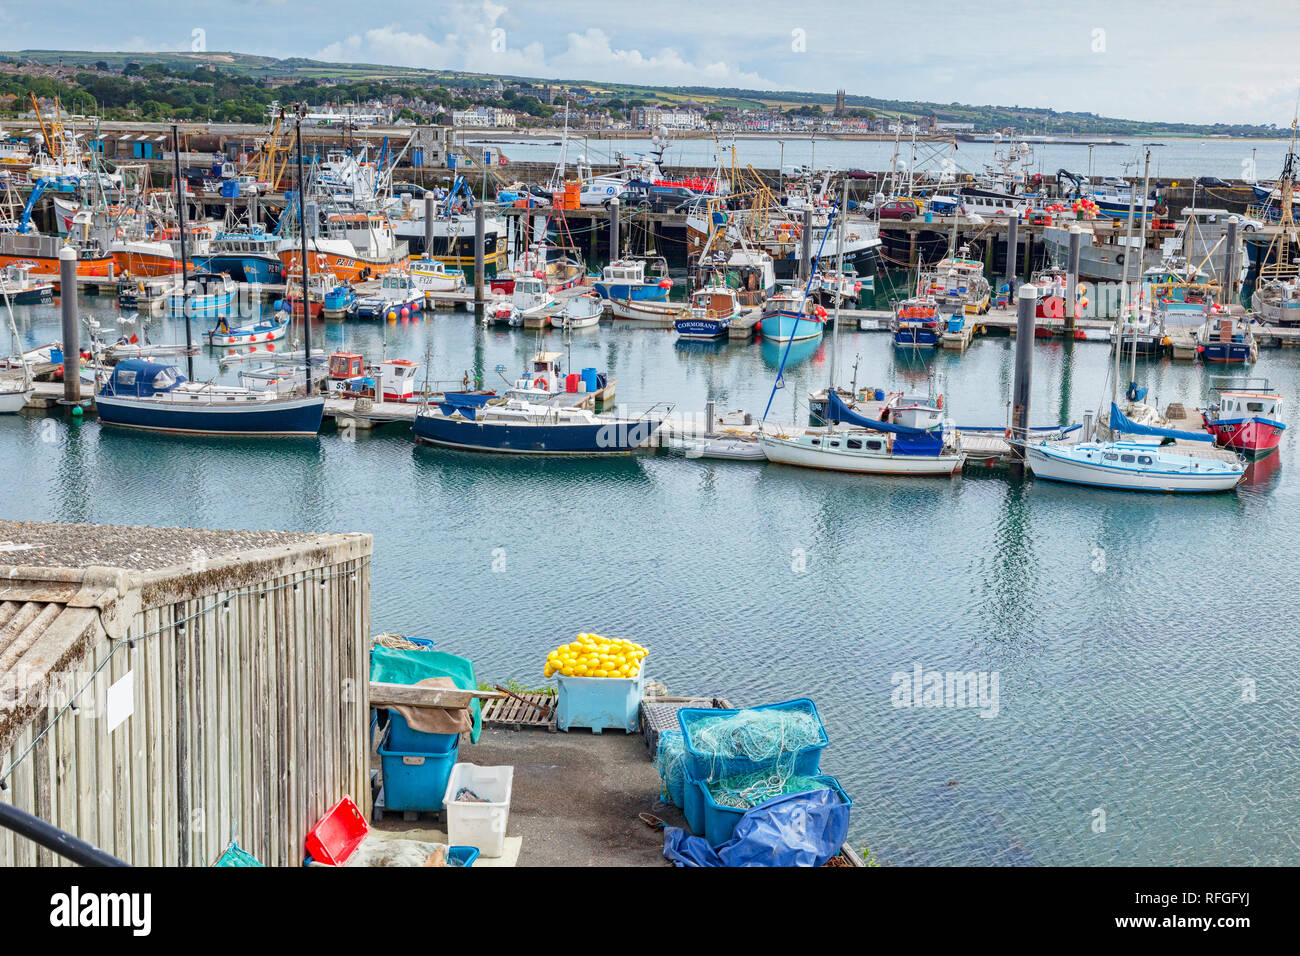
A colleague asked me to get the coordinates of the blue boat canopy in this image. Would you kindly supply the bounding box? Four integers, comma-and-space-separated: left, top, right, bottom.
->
1109, 402, 1212, 442
103, 359, 186, 397
828, 390, 935, 436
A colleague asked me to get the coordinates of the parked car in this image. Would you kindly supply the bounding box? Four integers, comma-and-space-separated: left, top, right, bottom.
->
845, 168, 874, 180
609, 184, 699, 213
1196, 176, 1232, 190
876, 198, 920, 221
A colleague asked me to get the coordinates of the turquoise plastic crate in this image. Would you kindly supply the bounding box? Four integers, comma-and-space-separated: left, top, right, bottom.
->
378, 728, 458, 812
701, 773, 852, 847
385, 709, 460, 754
448, 846, 480, 867
556, 670, 645, 734
677, 698, 828, 783
683, 776, 707, 835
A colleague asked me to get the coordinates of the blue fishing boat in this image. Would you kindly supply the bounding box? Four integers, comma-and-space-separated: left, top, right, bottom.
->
95, 359, 324, 436
759, 290, 825, 343
168, 272, 238, 318
191, 226, 285, 284
592, 258, 672, 302
413, 396, 665, 455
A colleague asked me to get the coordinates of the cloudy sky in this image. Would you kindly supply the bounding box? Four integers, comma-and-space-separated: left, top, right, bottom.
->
4, 0, 1298, 125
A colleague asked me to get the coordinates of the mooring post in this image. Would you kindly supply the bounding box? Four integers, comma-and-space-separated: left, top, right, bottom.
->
1004, 217, 1018, 304
608, 197, 620, 263
1066, 225, 1082, 330
799, 206, 814, 283
473, 205, 485, 307
59, 246, 80, 405
704, 398, 716, 438
1010, 284, 1038, 475
1224, 216, 1239, 307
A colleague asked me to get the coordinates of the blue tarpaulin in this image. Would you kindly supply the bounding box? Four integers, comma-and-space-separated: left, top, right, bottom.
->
1109, 402, 1212, 442
662, 788, 850, 867
827, 390, 934, 436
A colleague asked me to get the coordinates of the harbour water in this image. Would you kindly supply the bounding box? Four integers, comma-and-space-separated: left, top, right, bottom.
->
468, 134, 1295, 182
2, 300, 1297, 864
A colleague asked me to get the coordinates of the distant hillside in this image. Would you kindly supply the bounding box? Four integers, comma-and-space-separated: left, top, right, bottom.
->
0, 49, 1289, 138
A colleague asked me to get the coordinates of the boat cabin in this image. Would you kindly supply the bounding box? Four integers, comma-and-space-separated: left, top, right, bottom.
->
690, 288, 738, 317
1217, 390, 1281, 421
380, 359, 419, 402
328, 352, 365, 381
602, 260, 645, 284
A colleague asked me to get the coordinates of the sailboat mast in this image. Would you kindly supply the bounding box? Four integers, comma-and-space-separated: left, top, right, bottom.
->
171, 124, 194, 381
1131, 150, 1152, 384
828, 176, 846, 395
296, 115, 313, 392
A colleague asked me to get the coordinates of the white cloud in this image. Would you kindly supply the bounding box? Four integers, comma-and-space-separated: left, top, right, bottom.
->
313, 1, 773, 89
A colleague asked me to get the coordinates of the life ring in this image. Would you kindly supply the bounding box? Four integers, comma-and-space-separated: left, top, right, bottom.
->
1115, 253, 1125, 267
534, 376, 549, 390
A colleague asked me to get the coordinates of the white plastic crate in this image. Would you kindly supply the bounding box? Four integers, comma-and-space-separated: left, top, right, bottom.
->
442, 762, 514, 858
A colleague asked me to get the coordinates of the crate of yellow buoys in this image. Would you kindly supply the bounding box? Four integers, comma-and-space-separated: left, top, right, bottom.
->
545, 634, 648, 734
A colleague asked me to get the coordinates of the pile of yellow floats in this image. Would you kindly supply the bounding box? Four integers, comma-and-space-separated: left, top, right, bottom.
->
544, 634, 647, 679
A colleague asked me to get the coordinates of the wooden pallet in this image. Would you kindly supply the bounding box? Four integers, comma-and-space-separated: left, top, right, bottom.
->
481, 692, 557, 731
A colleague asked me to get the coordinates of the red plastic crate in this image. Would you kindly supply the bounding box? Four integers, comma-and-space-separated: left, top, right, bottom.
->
304, 796, 368, 866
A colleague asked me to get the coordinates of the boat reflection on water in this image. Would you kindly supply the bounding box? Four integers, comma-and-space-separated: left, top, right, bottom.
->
1241, 451, 1283, 488
410, 440, 654, 488
759, 336, 822, 369
674, 337, 728, 357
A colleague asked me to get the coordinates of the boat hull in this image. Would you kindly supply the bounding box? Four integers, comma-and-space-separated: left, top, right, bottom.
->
192, 254, 283, 285
1025, 444, 1241, 492
760, 310, 823, 343
1204, 417, 1284, 458
413, 414, 661, 455
593, 281, 669, 302
95, 394, 324, 436
673, 317, 731, 339
1, 285, 54, 304
760, 434, 964, 475
0, 387, 33, 413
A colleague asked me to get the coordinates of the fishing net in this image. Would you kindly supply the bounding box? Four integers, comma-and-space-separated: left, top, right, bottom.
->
655, 730, 687, 807
706, 770, 829, 810
685, 708, 824, 778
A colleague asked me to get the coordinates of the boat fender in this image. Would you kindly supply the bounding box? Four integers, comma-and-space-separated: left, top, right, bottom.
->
937, 394, 944, 410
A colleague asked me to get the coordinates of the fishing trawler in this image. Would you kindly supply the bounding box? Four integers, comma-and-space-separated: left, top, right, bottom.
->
1251, 118, 1299, 326
917, 245, 991, 314
192, 224, 285, 284
1197, 309, 1257, 364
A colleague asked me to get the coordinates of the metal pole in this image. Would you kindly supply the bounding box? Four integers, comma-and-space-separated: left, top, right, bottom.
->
58, 246, 79, 404
608, 198, 620, 262
1004, 216, 1018, 304
171, 123, 193, 380
423, 193, 436, 260
295, 118, 313, 392
1010, 284, 1038, 472
1066, 225, 1082, 330
1224, 216, 1239, 307
473, 205, 486, 307
799, 206, 813, 283
0, 801, 129, 867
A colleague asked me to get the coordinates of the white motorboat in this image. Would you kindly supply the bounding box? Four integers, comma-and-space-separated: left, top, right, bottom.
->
554, 293, 604, 330
1025, 437, 1243, 492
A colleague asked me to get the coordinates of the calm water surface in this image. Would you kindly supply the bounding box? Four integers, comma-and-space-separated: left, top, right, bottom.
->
2, 298, 1297, 865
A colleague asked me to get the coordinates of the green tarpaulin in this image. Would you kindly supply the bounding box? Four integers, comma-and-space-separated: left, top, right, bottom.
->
369, 646, 482, 743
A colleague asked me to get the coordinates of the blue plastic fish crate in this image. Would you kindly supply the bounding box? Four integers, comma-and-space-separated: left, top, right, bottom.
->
378, 728, 458, 812
384, 709, 460, 755
701, 773, 852, 848
556, 671, 645, 734
677, 698, 829, 783
683, 776, 707, 835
